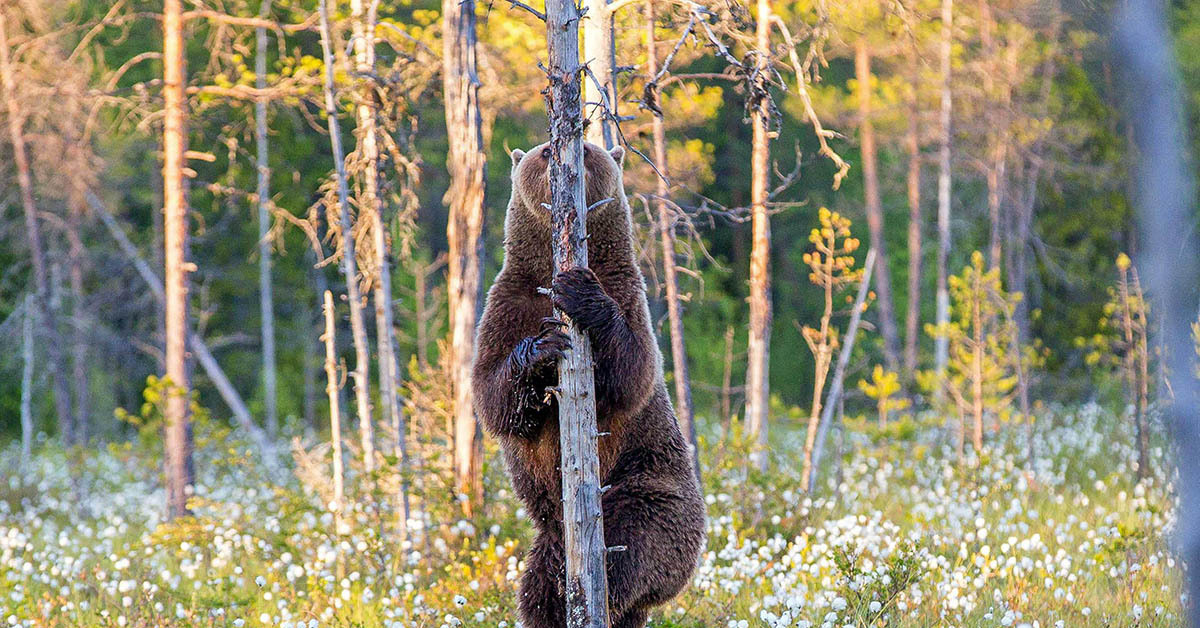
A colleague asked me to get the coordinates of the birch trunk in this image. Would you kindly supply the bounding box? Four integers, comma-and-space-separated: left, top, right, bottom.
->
21, 295, 34, 467
443, 0, 487, 513
162, 0, 193, 519
0, 7, 75, 445
934, 0, 953, 379
255, 0, 278, 439
319, 0, 375, 473
744, 0, 773, 468
646, 0, 698, 481
583, 0, 616, 148
546, 0, 610, 623
807, 249, 876, 493
855, 39, 900, 373
67, 199, 90, 444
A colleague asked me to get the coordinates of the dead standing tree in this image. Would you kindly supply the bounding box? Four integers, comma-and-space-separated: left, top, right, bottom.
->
546, 0, 611, 623
443, 0, 487, 515
318, 0, 375, 475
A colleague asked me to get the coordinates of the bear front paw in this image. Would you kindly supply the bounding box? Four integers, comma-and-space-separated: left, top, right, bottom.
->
551, 268, 616, 330
509, 317, 572, 373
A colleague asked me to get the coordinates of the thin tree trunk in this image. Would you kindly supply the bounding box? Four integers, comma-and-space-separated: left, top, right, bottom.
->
646, 0, 698, 481
322, 290, 347, 556
979, 0, 1005, 271
67, 199, 90, 444
855, 39, 900, 374
1131, 267, 1151, 479
744, 0, 773, 468
583, 0, 616, 148
89, 191, 278, 466
721, 325, 734, 427
808, 249, 876, 493
903, 47, 923, 376
162, 0, 192, 519
21, 295, 34, 467
443, 0, 487, 514
255, 0, 278, 439
0, 7, 74, 445
934, 0, 953, 379
318, 0, 375, 473
546, 0, 610, 623
971, 271, 983, 452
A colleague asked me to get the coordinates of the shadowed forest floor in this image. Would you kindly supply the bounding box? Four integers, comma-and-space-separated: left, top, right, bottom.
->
0, 404, 1185, 627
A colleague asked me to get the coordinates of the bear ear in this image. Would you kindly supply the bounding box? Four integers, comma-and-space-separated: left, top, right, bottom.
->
510, 149, 526, 168
608, 145, 625, 166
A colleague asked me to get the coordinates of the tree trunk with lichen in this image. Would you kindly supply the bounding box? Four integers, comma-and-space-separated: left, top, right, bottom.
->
546, 0, 611, 624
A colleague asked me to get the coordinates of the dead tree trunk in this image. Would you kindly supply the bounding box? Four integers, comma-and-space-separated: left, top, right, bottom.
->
583, 0, 617, 148
808, 248, 875, 493
319, 0, 375, 473
902, 51, 923, 376
745, 0, 773, 468
934, 0, 953, 380
322, 290, 347, 548
546, 0, 611, 624
443, 0, 487, 514
162, 0, 193, 519
855, 39, 900, 374
255, 0, 278, 439
646, 0, 698, 481
0, 7, 74, 445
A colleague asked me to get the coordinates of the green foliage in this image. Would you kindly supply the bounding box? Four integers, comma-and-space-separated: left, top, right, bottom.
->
857, 366, 910, 427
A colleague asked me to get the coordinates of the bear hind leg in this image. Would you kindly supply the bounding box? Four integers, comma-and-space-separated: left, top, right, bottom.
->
517, 536, 565, 628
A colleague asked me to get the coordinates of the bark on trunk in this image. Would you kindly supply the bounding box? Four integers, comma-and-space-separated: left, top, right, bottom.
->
0, 8, 75, 445
646, 0, 698, 481
546, 0, 611, 623
443, 0, 487, 514
934, 0, 953, 378
583, 0, 616, 148
255, 0, 278, 439
855, 40, 901, 374
744, 0, 773, 468
318, 0, 375, 473
67, 199, 90, 444
162, 0, 193, 519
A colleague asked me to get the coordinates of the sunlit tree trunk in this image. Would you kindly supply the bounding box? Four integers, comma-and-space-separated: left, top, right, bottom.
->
934, 0, 954, 379
583, 0, 616, 148
855, 39, 900, 374
0, 7, 74, 445
255, 0, 278, 439
319, 0, 375, 473
443, 0, 486, 514
162, 0, 193, 519
971, 270, 984, 452
745, 0, 773, 468
646, 0, 697, 481
546, 0, 610, 623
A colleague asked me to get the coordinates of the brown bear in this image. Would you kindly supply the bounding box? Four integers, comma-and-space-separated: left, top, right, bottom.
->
472, 141, 705, 628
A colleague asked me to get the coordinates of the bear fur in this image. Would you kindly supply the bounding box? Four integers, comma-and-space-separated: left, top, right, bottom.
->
472, 141, 705, 628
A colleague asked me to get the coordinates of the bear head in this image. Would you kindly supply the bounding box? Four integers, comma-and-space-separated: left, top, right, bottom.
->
508, 140, 626, 229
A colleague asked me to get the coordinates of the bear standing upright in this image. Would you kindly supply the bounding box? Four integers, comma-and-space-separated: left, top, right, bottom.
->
472, 141, 705, 628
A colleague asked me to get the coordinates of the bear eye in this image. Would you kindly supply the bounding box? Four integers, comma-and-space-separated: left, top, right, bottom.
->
541, 146, 552, 159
